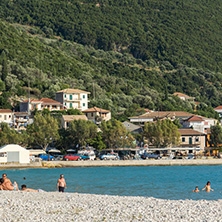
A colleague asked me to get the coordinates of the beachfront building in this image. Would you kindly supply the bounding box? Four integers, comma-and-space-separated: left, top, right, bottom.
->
0, 144, 30, 163
55, 89, 90, 111
0, 109, 13, 127
129, 111, 193, 125
178, 129, 205, 151
61, 115, 88, 129
82, 107, 111, 124
173, 92, 195, 101
20, 98, 63, 112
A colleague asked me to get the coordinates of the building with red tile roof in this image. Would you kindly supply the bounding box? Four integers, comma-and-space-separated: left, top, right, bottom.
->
82, 107, 111, 123
20, 98, 63, 112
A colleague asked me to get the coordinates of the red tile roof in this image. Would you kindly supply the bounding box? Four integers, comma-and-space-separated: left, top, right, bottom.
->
178, 128, 205, 136
173, 92, 193, 98
214, 105, 222, 110
0, 109, 12, 113
185, 115, 204, 122
82, 107, 110, 113
40, 98, 62, 105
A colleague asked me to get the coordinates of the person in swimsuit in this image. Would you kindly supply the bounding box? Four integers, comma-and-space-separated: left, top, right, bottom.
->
202, 181, 214, 192
57, 174, 67, 192
1, 173, 18, 191
193, 186, 199, 192
21, 184, 45, 192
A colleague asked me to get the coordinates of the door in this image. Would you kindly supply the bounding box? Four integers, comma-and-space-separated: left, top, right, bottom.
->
189, 137, 192, 145
7, 152, 19, 162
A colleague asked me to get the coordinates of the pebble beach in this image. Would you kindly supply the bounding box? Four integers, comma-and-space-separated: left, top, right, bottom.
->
1, 191, 222, 222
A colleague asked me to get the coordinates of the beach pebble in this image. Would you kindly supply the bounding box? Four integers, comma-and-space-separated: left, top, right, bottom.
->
0, 191, 222, 221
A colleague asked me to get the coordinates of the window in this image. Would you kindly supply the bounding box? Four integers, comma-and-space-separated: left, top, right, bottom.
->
83, 95, 85, 99
0, 115, 2, 118
182, 137, 185, 142
65, 95, 66, 98
70, 103, 72, 108
195, 137, 199, 142
70, 95, 72, 100
4, 115, 6, 120
65, 103, 66, 106
83, 103, 85, 107
91, 113, 93, 117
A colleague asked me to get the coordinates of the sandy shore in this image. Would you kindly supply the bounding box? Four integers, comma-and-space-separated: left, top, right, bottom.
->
0, 191, 222, 222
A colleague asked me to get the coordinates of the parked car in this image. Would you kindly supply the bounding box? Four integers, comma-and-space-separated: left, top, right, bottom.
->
75, 154, 90, 160
38, 153, 55, 161
99, 153, 119, 160
141, 153, 161, 160
63, 154, 81, 161
54, 155, 64, 161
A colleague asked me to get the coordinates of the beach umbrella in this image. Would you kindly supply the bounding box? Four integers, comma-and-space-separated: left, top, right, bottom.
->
48, 149, 61, 153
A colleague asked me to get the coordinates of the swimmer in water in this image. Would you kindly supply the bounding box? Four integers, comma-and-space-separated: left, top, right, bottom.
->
193, 186, 199, 192
202, 181, 214, 192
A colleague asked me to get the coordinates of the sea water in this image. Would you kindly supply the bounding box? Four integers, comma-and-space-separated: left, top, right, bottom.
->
1, 165, 222, 200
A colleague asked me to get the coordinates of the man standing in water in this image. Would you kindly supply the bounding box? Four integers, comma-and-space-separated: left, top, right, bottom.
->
57, 174, 67, 192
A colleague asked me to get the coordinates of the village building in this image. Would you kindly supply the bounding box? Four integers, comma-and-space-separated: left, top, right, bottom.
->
20, 98, 63, 112
178, 128, 206, 151
55, 89, 90, 111
214, 105, 222, 117
0, 109, 13, 127
129, 111, 193, 124
82, 107, 111, 124
61, 115, 88, 129
13, 112, 33, 131
173, 92, 195, 101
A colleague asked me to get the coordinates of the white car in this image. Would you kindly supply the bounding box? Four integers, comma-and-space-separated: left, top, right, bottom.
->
99, 153, 119, 160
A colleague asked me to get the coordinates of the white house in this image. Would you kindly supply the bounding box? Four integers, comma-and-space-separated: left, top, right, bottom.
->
0, 109, 13, 127
55, 89, 90, 111
0, 144, 30, 163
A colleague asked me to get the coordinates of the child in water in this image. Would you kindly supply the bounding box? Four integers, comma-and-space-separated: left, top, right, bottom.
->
193, 186, 199, 192
202, 181, 214, 192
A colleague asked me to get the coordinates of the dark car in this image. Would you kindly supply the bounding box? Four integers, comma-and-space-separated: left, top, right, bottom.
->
141, 153, 161, 160
38, 153, 55, 161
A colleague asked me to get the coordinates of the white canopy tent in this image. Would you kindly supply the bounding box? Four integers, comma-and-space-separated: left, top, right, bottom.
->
0, 144, 30, 163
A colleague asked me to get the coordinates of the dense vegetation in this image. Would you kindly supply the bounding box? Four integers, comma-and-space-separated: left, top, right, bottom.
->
1, 0, 222, 72
0, 0, 222, 119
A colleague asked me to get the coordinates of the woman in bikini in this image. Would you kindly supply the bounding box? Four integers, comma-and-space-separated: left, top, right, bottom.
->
202, 181, 214, 192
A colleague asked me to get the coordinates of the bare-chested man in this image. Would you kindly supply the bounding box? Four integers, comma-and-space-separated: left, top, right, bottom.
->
21, 184, 38, 192
1, 173, 18, 191
57, 174, 67, 192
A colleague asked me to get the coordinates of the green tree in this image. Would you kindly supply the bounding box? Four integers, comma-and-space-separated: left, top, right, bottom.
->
210, 123, 222, 147
143, 119, 180, 147
67, 119, 98, 148
26, 114, 59, 150
101, 119, 135, 148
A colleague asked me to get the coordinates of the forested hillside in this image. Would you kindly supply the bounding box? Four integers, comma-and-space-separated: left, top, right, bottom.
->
0, 0, 222, 119
1, 0, 222, 71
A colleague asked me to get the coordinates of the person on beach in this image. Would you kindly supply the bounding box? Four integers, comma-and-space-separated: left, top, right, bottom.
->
0, 178, 4, 190
21, 184, 38, 192
202, 181, 214, 192
1, 173, 18, 191
57, 174, 67, 192
193, 186, 199, 192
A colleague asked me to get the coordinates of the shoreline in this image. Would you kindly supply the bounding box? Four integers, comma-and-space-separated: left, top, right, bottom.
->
1, 159, 222, 169
1, 191, 222, 221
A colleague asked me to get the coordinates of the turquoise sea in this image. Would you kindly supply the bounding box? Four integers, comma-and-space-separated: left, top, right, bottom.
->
1, 165, 221, 200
